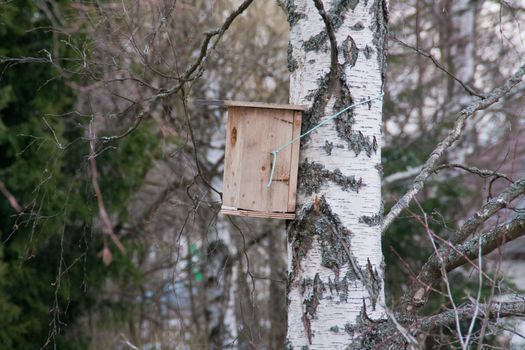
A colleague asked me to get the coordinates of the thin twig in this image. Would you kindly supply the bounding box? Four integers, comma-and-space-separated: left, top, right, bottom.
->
434, 163, 512, 183
0, 180, 22, 213
97, 0, 255, 143
88, 122, 126, 256
382, 62, 525, 234
390, 36, 484, 98
464, 235, 483, 348
421, 210, 466, 349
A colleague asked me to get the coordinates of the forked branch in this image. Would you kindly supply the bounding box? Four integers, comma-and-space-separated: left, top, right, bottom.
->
382, 62, 525, 234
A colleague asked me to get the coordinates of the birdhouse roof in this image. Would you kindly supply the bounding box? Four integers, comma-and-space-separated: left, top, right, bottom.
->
210, 100, 308, 111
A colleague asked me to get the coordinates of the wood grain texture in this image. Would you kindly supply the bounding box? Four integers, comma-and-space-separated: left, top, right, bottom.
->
223, 100, 308, 111
220, 207, 295, 219
287, 111, 302, 212
237, 108, 294, 212
222, 105, 303, 218
222, 107, 244, 207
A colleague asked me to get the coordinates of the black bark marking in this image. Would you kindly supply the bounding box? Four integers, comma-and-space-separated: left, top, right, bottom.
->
343, 302, 407, 350
299, 160, 364, 195
313, 0, 340, 104
341, 35, 359, 68
349, 130, 377, 157
329, 0, 360, 29
370, 0, 389, 83
363, 44, 373, 59
279, 0, 307, 27
303, 31, 329, 52
323, 140, 334, 155
366, 258, 381, 309
288, 197, 388, 347
289, 197, 362, 298
359, 213, 381, 226
301, 273, 324, 344
351, 22, 365, 31
302, 72, 331, 135
327, 270, 354, 302
288, 43, 298, 72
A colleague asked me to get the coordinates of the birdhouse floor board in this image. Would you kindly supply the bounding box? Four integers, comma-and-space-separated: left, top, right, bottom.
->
220, 207, 295, 220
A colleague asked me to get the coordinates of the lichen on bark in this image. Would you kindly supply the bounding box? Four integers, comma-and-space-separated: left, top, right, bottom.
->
278, 0, 307, 27
302, 72, 332, 134
349, 131, 377, 157
288, 43, 299, 72
287, 0, 388, 347
301, 273, 324, 344
329, 0, 360, 28
341, 35, 359, 67
303, 31, 329, 52
370, 0, 389, 81
359, 213, 381, 226
323, 140, 334, 155
298, 160, 364, 195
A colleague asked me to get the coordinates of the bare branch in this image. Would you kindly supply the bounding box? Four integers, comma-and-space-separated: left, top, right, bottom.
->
0, 180, 22, 213
0, 56, 51, 64
420, 301, 525, 333
410, 213, 525, 308
434, 163, 512, 183
88, 122, 126, 256
86, 0, 255, 143
382, 62, 525, 234
390, 36, 484, 98
443, 213, 525, 273
453, 175, 525, 245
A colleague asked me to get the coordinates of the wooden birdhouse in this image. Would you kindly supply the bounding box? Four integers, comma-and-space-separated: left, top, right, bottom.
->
219, 101, 306, 219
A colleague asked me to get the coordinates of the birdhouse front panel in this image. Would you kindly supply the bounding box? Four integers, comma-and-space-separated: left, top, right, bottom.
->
221, 101, 304, 219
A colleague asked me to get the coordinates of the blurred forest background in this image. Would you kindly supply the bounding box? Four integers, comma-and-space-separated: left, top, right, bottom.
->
0, 0, 524, 349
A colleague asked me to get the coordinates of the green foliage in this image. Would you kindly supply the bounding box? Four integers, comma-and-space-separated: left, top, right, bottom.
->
0, 3, 159, 348
98, 122, 160, 214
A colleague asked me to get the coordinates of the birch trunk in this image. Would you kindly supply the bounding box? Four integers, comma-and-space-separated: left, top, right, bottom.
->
282, 0, 388, 348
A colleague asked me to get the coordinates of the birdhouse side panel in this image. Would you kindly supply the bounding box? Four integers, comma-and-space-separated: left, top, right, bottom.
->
222, 107, 245, 208
287, 111, 302, 212
237, 108, 295, 213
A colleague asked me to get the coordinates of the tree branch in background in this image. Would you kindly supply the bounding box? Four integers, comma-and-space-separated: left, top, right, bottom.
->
0, 180, 22, 213
390, 36, 484, 98
97, 0, 255, 143
382, 62, 525, 234
420, 302, 525, 333
452, 175, 525, 245
385, 162, 511, 187
88, 122, 126, 263
410, 213, 525, 309
434, 163, 512, 183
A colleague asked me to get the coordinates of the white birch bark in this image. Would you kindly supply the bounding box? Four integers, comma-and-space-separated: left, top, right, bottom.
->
283, 0, 388, 348
450, 0, 477, 94
445, 0, 479, 161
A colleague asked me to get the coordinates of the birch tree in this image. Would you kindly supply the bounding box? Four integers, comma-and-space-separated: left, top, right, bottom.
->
282, 0, 388, 348
4, 1, 525, 349
281, 0, 525, 349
